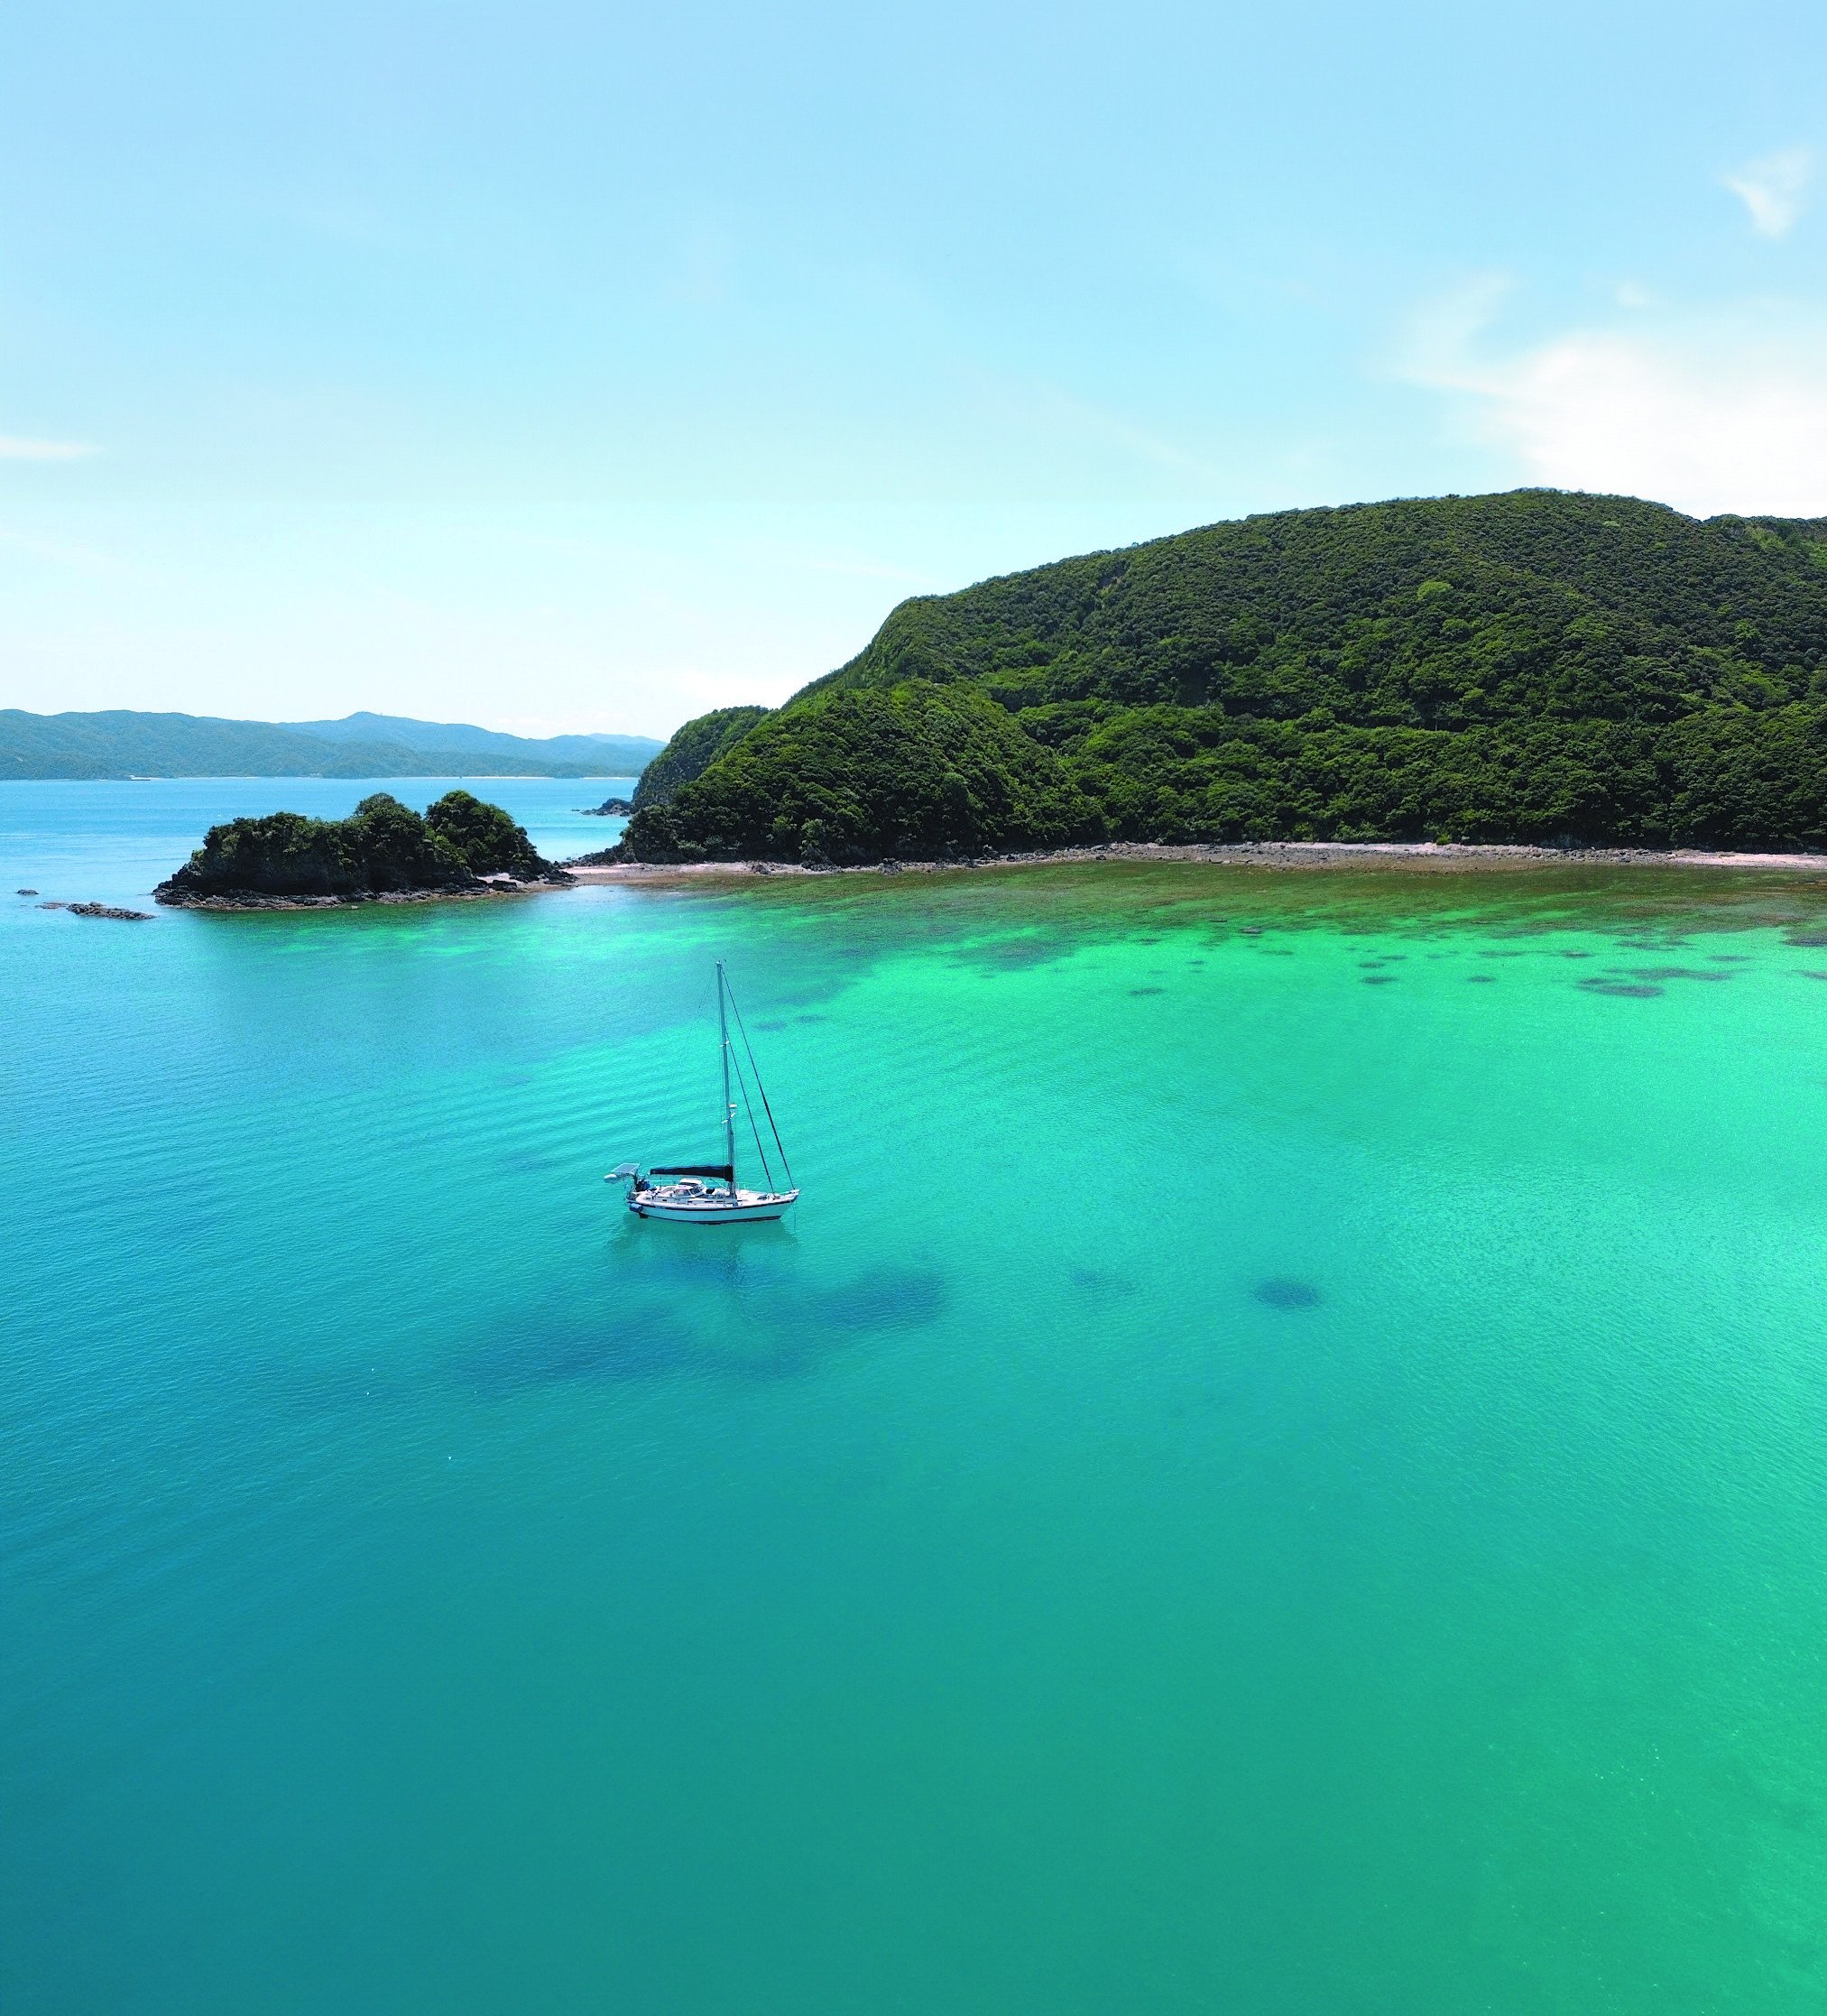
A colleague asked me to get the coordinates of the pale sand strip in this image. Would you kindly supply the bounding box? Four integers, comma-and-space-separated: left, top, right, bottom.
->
565, 840, 1827, 883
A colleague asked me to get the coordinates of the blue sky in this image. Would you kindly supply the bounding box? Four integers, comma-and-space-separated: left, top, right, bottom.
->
3, 0, 1823, 737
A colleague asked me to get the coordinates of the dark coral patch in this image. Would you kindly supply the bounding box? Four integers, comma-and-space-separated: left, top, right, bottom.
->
1579, 978, 1665, 997
1361, 975, 1399, 985
1070, 1267, 1136, 1299
1129, 985, 1165, 995
466, 1263, 947, 1395
1467, 975, 1497, 984
953, 934, 1075, 973
1255, 1278, 1322, 1309
813, 1267, 948, 1332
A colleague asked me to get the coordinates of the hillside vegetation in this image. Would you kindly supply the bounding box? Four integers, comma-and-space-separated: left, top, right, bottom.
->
620, 491, 1827, 862
155, 791, 560, 902
2, 710, 660, 781
631, 705, 771, 809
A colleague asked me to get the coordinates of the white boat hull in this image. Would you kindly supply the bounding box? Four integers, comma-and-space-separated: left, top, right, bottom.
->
629, 1187, 798, 1224
610, 964, 799, 1224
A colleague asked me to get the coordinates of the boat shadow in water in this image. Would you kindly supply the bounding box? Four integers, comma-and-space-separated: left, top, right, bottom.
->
461, 1255, 951, 1396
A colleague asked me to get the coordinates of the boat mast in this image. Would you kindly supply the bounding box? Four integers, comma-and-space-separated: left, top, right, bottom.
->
717, 961, 737, 1198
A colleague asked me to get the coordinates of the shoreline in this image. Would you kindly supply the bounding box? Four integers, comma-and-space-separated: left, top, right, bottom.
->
564, 839, 1827, 883
140, 840, 1827, 911
154, 872, 574, 912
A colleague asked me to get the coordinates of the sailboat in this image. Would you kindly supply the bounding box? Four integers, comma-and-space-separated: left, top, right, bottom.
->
605, 962, 799, 1223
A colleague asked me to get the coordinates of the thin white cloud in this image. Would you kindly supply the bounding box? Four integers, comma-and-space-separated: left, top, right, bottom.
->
1724, 146, 1813, 239
1401, 278, 1827, 517
999, 379, 1225, 486
0, 525, 151, 580
0, 435, 97, 462
1403, 273, 1517, 380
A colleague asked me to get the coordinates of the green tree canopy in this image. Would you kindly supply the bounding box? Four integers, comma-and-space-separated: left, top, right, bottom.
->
620, 492, 1827, 860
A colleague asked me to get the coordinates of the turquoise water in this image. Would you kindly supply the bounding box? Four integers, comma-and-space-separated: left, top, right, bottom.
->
7, 783, 1827, 2014
0, 775, 634, 911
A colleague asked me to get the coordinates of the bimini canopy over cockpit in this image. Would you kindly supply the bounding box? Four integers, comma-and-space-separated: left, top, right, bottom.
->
649, 1163, 734, 1182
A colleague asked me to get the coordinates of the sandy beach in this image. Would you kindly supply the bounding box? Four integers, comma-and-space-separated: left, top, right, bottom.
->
565, 839, 1827, 883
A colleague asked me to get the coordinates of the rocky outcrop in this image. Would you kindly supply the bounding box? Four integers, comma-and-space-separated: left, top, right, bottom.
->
155, 791, 571, 910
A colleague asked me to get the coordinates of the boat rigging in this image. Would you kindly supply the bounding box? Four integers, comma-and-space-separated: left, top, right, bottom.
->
605, 962, 799, 1223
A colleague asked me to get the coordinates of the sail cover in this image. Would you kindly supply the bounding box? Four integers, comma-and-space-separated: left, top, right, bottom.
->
650, 1163, 734, 1180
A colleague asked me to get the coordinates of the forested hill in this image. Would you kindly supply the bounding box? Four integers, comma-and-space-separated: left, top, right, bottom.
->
1, 710, 662, 781
621, 491, 1827, 863
807, 490, 1827, 713
630, 706, 770, 811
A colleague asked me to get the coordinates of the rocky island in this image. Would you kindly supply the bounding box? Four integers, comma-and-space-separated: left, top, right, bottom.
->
155, 791, 571, 910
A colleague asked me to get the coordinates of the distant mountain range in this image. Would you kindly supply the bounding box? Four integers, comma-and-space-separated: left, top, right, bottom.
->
0, 709, 665, 781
